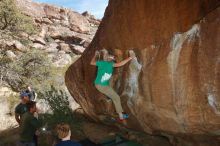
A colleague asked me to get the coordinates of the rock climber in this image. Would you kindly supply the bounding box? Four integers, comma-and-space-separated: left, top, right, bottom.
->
90, 49, 133, 121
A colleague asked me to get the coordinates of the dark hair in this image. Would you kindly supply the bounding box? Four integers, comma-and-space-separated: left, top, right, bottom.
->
96, 50, 105, 60
26, 101, 36, 111
99, 49, 113, 61
20, 92, 29, 98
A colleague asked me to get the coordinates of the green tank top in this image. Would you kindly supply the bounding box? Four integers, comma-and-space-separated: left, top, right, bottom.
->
95, 61, 114, 86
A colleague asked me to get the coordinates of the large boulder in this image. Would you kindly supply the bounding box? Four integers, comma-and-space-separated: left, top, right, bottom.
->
65, 0, 220, 145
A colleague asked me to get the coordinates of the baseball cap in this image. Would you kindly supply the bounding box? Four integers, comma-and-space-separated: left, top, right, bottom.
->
20, 92, 29, 98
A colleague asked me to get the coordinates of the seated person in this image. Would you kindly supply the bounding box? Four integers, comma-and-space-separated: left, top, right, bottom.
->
55, 123, 81, 146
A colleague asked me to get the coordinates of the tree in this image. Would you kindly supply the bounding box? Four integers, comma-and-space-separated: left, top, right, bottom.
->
0, 49, 66, 93
0, 0, 35, 34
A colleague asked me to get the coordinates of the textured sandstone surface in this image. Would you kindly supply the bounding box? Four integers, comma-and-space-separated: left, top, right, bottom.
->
65, 0, 220, 145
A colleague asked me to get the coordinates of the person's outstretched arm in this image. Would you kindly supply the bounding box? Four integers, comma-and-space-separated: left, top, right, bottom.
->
114, 57, 133, 67
90, 54, 96, 66
90, 51, 100, 65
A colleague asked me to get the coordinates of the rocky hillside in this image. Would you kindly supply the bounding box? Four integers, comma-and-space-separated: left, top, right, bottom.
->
1, 0, 99, 67
65, 0, 220, 146
0, 0, 99, 131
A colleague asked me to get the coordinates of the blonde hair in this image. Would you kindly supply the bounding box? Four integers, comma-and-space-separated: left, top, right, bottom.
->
98, 49, 114, 61
56, 123, 70, 139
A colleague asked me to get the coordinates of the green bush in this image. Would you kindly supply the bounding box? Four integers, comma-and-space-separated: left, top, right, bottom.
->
45, 35, 55, 44
0, 0, 36, 35
0, 49, 65, 93
19, 39, 33, 47
39, 86, 82, 132
37, 86, 84, 146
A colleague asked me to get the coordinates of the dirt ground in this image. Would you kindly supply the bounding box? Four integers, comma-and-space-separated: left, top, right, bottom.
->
0, 113, 171, 146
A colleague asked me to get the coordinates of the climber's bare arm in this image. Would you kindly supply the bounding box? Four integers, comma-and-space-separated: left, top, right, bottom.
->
15, 113, 21, 125
90, 54, 96, 66
114, 57, 132, 67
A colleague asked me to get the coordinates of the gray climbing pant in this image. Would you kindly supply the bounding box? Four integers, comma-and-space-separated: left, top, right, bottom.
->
95, 85, 123, 114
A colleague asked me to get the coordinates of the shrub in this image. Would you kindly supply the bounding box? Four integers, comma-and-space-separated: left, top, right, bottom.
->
19, 39, 33, 47
39, 86, 82, 132
0, 49, 65, 93
0, 0, 36, 35
45, 35, 55, 44
37, 86, 84, 145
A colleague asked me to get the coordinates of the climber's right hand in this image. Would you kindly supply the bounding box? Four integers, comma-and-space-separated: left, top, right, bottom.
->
95, 50, 100, 56
128, 50, 135, 59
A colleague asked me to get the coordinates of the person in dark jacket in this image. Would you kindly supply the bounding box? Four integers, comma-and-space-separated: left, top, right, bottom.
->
15, 92, 30, 126
18, 101, 41, 146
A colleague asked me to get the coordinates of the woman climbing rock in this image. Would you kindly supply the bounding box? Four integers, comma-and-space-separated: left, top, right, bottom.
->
90, 49, 133, 121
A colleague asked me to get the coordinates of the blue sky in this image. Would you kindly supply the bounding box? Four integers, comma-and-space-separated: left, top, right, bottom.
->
33, 0, 109, 19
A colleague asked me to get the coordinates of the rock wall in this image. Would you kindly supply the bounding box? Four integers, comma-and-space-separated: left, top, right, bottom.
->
65, 0, 220, 145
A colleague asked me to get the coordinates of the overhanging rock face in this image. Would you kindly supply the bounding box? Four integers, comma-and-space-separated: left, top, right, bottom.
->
65, 0, 220, 145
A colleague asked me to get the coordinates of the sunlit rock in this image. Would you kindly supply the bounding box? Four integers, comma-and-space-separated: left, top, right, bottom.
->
65, 0, 220, 145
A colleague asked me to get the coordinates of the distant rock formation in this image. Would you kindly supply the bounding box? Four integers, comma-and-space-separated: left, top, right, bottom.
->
65, 0, 220, 145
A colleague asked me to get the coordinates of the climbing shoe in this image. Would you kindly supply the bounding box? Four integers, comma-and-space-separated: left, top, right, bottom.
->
118, 113, 129, 122
122, 113, 129, 119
